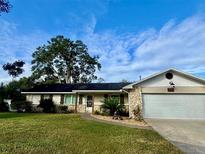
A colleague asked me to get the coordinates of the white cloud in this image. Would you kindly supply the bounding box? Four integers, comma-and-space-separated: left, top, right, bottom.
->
80, 15, 205, 82
1, 15, 205, 83
0, 20, 51, 82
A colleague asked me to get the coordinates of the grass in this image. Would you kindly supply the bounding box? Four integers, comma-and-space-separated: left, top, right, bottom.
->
0, 113, 181, 154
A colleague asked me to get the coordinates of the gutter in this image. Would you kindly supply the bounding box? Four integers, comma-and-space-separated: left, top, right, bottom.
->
21, 90, 123, 94
21, 92, 76, 94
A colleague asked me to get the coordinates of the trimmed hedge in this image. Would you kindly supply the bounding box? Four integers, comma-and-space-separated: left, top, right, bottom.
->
11, 100, 32, 112
38, 99, 56, 113
56, 105, 68, 113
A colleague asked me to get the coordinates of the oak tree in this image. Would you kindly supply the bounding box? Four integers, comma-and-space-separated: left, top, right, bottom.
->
31, 35, 101, 83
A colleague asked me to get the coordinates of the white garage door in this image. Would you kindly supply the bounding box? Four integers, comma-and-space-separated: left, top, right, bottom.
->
143, 94, 205, 119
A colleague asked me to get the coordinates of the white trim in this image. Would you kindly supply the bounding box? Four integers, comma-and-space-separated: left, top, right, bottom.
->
21, 92, 76, 94
72, 90, 122, 93
123, 68, 205, 89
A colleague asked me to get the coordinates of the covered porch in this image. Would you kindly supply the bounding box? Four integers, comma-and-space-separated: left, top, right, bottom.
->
63, 90, 129, 113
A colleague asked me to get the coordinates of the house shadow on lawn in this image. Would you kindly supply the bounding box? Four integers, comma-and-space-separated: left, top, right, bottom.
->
0, 112, 36, 119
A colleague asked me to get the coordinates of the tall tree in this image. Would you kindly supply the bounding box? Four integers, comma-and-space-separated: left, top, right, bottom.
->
32, 35, 101, 83
3, 60, 25, 79
1, 77, 33, 100
0, 0, 12, 13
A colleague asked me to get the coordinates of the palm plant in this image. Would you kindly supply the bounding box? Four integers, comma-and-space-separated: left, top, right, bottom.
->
101, 97, 124, 116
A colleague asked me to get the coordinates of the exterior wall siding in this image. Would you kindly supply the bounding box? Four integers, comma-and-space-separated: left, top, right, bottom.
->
52, 95, 61, 104
26, 95, 33, 102
25, 93, 128, 113
31, 95, 41, 105
138, 71, 204, 87
77, 104, 86, 112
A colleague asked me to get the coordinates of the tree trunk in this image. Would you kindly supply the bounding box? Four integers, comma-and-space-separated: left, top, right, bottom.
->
66, 69, 72, 83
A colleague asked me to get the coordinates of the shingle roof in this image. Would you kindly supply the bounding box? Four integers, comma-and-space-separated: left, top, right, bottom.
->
23, 83, 131, 92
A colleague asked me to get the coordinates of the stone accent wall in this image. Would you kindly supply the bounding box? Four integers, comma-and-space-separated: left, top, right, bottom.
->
128, 87, 142, 118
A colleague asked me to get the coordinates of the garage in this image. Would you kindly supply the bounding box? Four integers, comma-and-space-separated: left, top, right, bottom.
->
123, 68, 205, 119
143, 94, 205, 119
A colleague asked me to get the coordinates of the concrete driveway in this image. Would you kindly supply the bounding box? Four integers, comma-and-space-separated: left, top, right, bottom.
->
146, 119, 205, 154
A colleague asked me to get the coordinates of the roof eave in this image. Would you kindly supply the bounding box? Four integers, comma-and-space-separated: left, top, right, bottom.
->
21, 90, 123, 94
21, 92, 76, 94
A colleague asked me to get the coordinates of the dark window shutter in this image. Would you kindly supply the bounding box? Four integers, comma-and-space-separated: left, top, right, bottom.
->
50, 94, 53, 100
60, 95, 64, 104
40, 95, 44, 100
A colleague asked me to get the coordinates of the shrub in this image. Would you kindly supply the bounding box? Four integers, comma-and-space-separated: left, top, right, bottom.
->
119, 109, 129, 117
38, 99, 56, 113
68, 109, 75, 113
56, 105, 68, 113
11, 100, 32, 112
101, 112, 110, 116
0, 99, 9, 112
133, 104, 143, 121
101, 97, 124, 116
32, 105, 43, 113
94, 110, 101, 115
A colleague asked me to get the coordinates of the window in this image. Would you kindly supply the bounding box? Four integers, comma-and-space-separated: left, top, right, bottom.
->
79, 95, 83, 104
111, 95, 120, 103
64, 95, 76, 105
104, 94, 108, 100
111, 95, 119, 99
120, 94, 124, 104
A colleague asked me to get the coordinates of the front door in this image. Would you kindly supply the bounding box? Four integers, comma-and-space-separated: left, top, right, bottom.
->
86, 95, 93, 113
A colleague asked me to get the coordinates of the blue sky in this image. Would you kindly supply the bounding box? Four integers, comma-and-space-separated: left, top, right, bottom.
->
1, 0, 205, 82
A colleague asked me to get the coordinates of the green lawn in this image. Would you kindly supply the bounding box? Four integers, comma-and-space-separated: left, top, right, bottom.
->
0, 113, 181, 154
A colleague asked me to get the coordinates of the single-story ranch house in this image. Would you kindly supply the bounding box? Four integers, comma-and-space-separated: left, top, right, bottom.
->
22, 68, 205, 119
